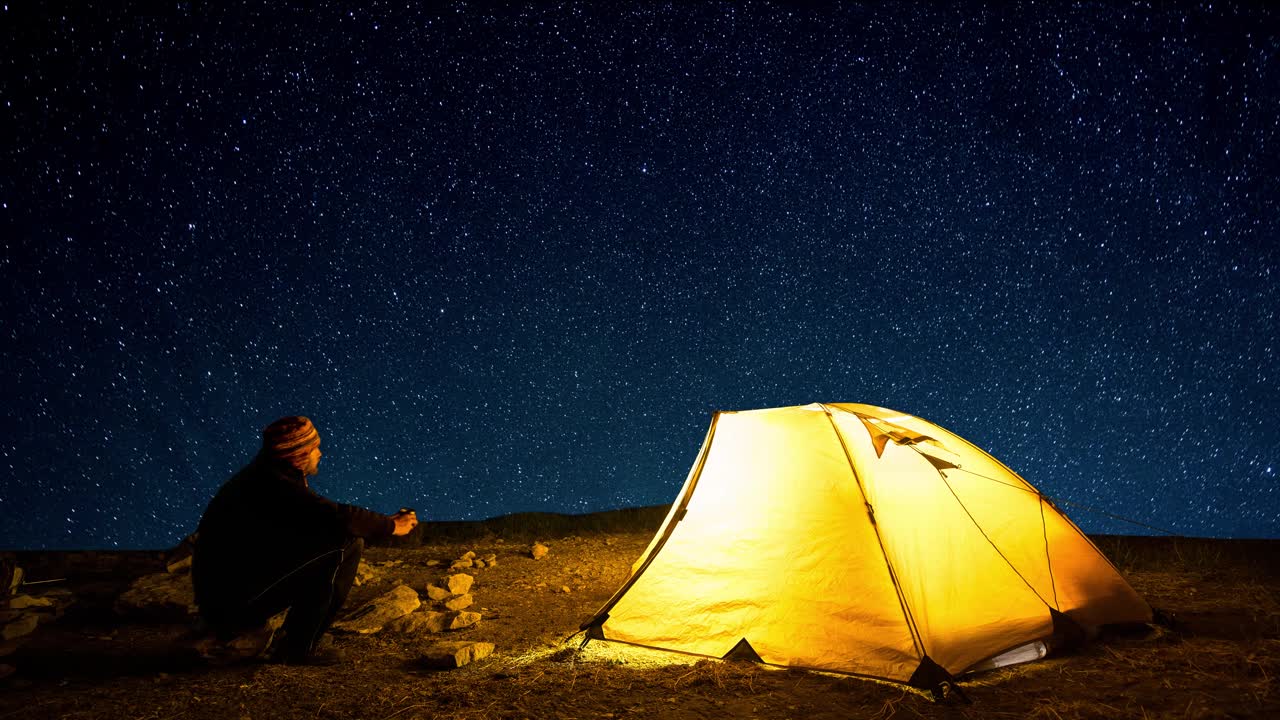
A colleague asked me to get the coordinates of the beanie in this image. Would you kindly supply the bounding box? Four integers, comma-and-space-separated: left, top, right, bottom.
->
262, 416, 320, 468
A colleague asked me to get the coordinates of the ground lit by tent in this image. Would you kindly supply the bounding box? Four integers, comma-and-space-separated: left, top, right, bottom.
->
1, 531, 1276, 719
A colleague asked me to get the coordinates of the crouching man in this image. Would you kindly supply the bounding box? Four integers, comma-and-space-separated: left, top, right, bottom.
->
192, 416, 417, 664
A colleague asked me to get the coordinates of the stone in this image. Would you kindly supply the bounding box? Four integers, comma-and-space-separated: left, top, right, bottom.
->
448, 611, 481, 630
425, 584, 451, 602
222, 612, 285, 659
560, 586, 572, 594
473, 559, 486, 569
419, 641, 494, 669
2, 614, 39, 641
446, 574, 474, 595
483, 554, 497, 566
385, 610, 450, 635
354, 560, 381, 587
166, 555, 193, 575
449, 559, 473, 570
114, 572, 196, 620
426, 560, 441, 567
8, 595, 53, 610
331, 584, 421, 634
443, 594, 473, 611
460, 551, 476, 561
384, 609, 478, 635
530, 543, 549, 560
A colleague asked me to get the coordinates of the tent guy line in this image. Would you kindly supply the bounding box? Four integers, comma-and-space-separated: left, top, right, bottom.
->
829, 402, 1177, 536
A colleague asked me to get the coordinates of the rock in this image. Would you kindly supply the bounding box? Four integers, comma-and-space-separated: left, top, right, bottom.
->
483, 554, 497, 566
429, 612, 454, 633
114, 572, 196, 620
354, 560, 381, 587
426, 560, 441, 567
530, 543, 549, 560
425, 585, 451, 602
4, 565, 22, 596
8, 595, 53, 610
165, 533, 197, 568
473, 559, 486, 569
419, 641, 494, 669
385, 611, 450, 635
331, 585, 421, 634
446, 574, 474, 595
443, 594, 473, 611
448, 611, 481, 630
166, 555, 193, 575
460, 551, 476, 561
2, 614, 39, 641
560, 586, 572, 594
222, 612, 285, 658
450, 559, 474, 570
385, 609, 479, 635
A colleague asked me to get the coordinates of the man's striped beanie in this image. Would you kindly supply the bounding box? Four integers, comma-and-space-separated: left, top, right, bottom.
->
262, 416, 320, 467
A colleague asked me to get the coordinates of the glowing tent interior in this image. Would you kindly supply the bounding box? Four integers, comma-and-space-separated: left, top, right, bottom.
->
581, 403, 1151, 693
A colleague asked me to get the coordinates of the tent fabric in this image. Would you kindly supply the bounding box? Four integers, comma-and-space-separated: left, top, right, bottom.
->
583, 403, 1151, 685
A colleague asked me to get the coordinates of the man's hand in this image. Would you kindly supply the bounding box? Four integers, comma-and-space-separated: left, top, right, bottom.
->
391, 509, 418, 536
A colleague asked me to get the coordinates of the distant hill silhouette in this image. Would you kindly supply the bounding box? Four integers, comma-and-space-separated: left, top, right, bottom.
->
385, 505, 670, 545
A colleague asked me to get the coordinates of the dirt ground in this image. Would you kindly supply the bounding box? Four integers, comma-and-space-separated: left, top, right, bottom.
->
1, 532, 1277, 720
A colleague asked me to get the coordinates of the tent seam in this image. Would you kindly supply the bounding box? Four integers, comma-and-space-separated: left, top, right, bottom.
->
1041, 496, 1060, 610
820, 404, 928, 661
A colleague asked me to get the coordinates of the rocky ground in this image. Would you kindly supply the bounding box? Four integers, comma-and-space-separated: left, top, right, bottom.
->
1, 531, 1277, 719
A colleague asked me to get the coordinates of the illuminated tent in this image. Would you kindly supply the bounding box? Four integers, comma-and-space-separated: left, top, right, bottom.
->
581, 403, 1150, 693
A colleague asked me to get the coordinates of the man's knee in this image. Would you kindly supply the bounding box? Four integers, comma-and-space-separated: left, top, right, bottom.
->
332, 537, 364, 593
341, 537, 364, 567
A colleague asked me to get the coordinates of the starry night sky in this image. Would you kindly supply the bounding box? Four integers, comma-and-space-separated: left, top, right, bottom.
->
2, 3, 1276, 549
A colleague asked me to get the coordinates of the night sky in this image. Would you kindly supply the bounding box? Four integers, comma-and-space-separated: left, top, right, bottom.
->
2, 3, 1276, 549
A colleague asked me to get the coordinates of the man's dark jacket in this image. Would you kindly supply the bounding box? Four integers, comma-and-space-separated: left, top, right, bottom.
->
193, 454, 393, 624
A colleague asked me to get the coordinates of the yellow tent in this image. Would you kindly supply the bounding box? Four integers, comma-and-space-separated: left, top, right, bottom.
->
581, 403, 1150, 692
